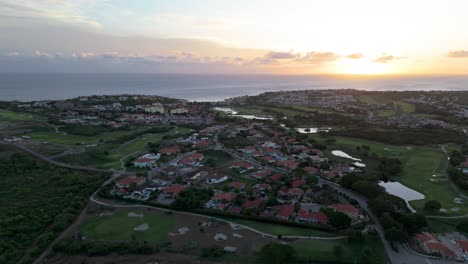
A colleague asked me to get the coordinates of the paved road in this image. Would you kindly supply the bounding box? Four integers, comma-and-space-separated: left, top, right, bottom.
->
321, 180, 456, 264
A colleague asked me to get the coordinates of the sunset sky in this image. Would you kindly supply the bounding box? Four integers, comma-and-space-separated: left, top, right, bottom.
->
1, 0, 468, 75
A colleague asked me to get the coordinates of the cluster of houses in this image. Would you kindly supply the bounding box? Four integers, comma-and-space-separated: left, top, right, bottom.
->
109, 121, 366, 228
226, 122, 361, 180
413, 232, 468, 260
458, 156, 468, 174
16, 95, 215, 129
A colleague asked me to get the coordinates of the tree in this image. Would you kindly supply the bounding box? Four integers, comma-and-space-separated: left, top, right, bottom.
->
457, 219, 468, 233
340, 173, 361, 189
384, 227, 408, 242
351, 181, 384, 198
423, 200, 441, 213
328, 211, 352, 229
257, 242, 296, 264
400, 213, 427, 234
305, 175, 319, 186
450, 150, 464, 167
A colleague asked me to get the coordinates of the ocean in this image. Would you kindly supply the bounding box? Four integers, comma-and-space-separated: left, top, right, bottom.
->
1, 73, 467, 102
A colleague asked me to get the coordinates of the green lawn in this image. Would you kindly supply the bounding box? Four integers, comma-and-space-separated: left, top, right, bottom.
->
376, 110, 397, 117
81, 210, 176, 242
358, 95, 391, 105
23, 127, 147, 145
0, 110, 46, 122
217, 217, 337, 237
291, 237, 387, 264
314, 135, 466, 215
427, 218, 461, 233
394, 101, 415, 113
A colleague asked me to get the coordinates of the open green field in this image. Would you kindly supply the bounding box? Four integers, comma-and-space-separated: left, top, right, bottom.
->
376, 109, 397, 117
394, 101, 415, 113
217, 217, 337, 237
69, 128, 190, 169
291, 236, 387, 264
0, 110, 46, 122
81, 210, 175, 242
314, 135, 467, 215
427, 218, 461, 233
23, 127, 148, 145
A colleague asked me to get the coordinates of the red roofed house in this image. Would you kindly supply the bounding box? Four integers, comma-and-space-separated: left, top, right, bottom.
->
206, 173, 229, 185
263, 156, 276, 164
456, 240, 468, 253
253, 169, 272, 180
230, 162, 254, 173
277, 187, 304, 200
116, 175, 146, 188
213, 192, 236, 203
162, 184, 187, 197
188, 152, 204, 161
194, 140, 211, 149
133, 157, 155, 168
277, 160, 300, 171
228, 206, 242, 214
228, 181, 246, 190
160, 146, 181, 155
244, 198, 264, 209
271, 205, 295, 220
297, 211, 328, 225
415, 233, 456, 259
241, 146, 256, 154
291, 179, 305, 188
252, 151, 263, 157
304, 166, 319, 175
329, 204, 360, 220
269, 173, 284, 183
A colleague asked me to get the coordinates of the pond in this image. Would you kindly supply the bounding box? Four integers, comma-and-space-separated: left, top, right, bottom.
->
213, 107, 273, 120
378, 181, 425, 212
296, 127, 331, 134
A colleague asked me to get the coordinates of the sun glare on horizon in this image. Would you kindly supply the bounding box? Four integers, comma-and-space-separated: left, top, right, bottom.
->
334, 59, 396, 75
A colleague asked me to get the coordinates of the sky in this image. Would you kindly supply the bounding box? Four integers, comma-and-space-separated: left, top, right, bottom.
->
1, 0, 468, 75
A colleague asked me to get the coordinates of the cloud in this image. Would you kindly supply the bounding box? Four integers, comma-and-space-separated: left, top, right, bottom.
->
447, 50, 468, 58
373, 54, 399, 63
0, 0, 101, 29
264, 50, 298, 60
295, 52, 339, 64
346, 53, 364, 59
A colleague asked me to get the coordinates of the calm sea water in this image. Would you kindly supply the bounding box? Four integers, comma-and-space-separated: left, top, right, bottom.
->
1, 73, 467, 102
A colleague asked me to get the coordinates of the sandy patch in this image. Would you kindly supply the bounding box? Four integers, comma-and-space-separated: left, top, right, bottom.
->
214, 233, 227, 241
134, 223, 149, 231
224, 246, 237, 252
232, 233, 243, 238
169, 227, 190, 236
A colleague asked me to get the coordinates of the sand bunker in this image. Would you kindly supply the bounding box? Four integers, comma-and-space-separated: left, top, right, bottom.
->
128, 212, 144, 218
224, 246, 237, 252
169, 227, 190, 236
230, 223, 243, 230
134, 223, 149, 231
232, 233, 243, 238
214, 233, 227, 241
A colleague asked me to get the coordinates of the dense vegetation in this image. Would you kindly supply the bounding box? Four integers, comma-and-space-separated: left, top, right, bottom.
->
54, 238, 159, 256
0, 152, 105, 264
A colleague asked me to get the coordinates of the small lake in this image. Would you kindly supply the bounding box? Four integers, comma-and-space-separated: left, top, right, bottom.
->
296, 127, 331, 134
213, 107, 273, 120
378, 181, 425, 212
